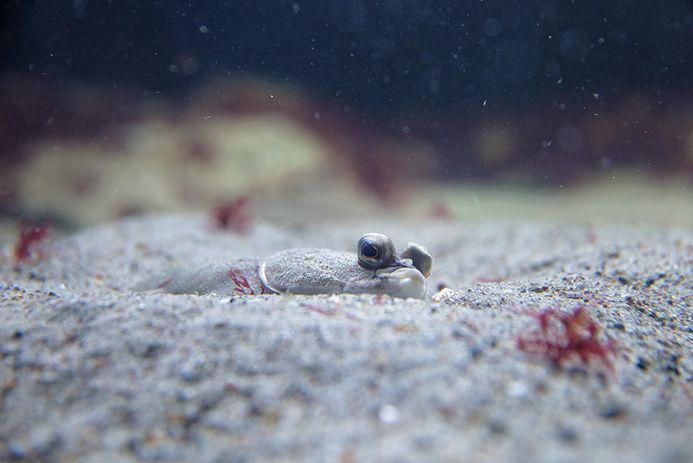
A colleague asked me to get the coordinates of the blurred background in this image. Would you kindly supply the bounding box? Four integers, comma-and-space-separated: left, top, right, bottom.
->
1, 1, 692, 234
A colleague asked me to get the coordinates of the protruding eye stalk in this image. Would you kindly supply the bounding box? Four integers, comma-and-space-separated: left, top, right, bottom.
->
400, 243, 433, 277
357, 233, 433, 277
357, 233, 396, 269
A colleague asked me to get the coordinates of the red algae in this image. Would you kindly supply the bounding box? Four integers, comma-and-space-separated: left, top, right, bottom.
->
429, 201, 455, 219
301, 303, 336, 317
227, 268, 270, 295
227, 268, 256, 295
517, 306, 616, 370
14, 220, 50, 264
214, 196, 252, 233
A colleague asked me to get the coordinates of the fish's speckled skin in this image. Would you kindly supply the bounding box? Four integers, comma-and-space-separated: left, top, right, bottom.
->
142, 234, 432, 299
141, 259, 267, 296
260, 248, 428, 299
145, 249, 428, 299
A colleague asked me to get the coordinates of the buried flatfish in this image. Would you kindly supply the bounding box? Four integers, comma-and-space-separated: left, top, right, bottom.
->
142, 233, 432, 299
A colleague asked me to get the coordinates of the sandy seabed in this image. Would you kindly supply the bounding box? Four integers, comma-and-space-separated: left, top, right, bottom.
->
0, 214, 691, 462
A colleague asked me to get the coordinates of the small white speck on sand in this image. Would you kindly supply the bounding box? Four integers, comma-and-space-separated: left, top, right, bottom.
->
379, 405, 400, 424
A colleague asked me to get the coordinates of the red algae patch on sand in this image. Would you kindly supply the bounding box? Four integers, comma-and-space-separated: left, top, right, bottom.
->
517, 306, 616, 370
13, 220, 51, 264
214, 196, 252, 233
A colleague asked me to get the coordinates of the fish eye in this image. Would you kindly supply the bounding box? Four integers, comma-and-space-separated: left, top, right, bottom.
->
357, 233, 395, 269
360, 242, 379, 259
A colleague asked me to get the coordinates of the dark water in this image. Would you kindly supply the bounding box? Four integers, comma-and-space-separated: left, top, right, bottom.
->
5, 2, 693, 110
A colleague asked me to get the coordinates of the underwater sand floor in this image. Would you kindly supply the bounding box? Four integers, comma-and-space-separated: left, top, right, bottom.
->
0, 213, 691, 462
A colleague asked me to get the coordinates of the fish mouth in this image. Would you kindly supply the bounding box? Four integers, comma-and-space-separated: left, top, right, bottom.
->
375, 266, 428, 299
